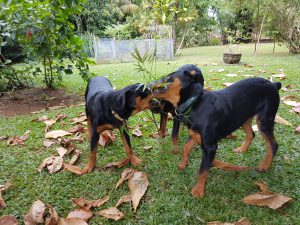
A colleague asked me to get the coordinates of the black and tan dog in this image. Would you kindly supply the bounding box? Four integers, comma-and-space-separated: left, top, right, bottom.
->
152, 72, 281, 198
83, 76, 157, 174
150, 64, 204, 150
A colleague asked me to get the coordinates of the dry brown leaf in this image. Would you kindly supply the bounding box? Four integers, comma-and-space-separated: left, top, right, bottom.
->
99, 130, 116, 147
144, 146, 153, 151
272, 74, 286, 80
24, 200, 46, 225
0, 136, 8, 141
115, 195, 131, 208
223, 82, 233, 87
68, 126, 85, 134
211, 63, 218, 66
207, 218, 251, 225
57, 147, 68, 157
293, 104, 300, 114
0, 215, 18, 225
225, 73, 238, 77
67, 209, 93, 222
71, 116, 87, 125
128, 171, 149, 212
58, 218, 88, 225
72, 196, 110, 211
0, 179, 12, 208
132, 127, 143, 137
282, 84, 293, 92
44, 119, 57, 133
7, 130, 31, 146
218, 68, 225, 73
69, 149, 81, 165
275, 115, 292, 126
63, 164, 83, 175
242, 74, 254, 77
241, 182, 293, 209
95, 207, 125, 221
149, 132, 160, 139
211, 77, 220, 80
38, 156, 63, 173
101, 158, 130, 170
244, 64, 254, 68
283, 100, 299, 107
43, 139, 56, 148
45, 130, 72, 139
295, 125, 300, 133
45, 204, 59, 225
115, 168, 135, 190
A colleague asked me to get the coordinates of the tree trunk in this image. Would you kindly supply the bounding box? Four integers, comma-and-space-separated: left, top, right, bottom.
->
254, 13, 266, 55
172, 0, 179, 54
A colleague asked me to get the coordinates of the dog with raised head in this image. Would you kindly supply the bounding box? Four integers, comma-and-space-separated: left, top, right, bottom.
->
83, 76, 157, 174
150, 64, 204, 150
152, 72, 281, 198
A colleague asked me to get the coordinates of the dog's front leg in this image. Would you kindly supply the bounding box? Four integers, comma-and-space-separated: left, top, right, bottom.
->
82, 127, 100, 174
120, 127, 142, 167
171, 117, 181, 154
178, 136, 196, 170
191, 143, 217, 198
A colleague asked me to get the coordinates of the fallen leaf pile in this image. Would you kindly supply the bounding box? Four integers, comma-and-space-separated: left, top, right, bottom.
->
242, 181, 293, 209
6, 130, 31, 146
115, 168, 149, 212
0, 215, 18, 225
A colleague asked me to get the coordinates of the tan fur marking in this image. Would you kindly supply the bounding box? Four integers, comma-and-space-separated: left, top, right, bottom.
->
87, 116, 92, 142
190, 70, 196, 76
188, 129, 202, 144
155, 78, 182, 107
131, 94, 154, 116
256, 118, 274, 171
82, 148, 97, 174
178, 138, 196, 170
120, 134, 142, 166
191, 171, 209, 198
234, 117, 254, 153
159, 114, 168, 137
96, 124, 113, 133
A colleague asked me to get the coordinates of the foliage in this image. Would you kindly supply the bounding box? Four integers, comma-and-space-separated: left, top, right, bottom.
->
1, 0, 94, 90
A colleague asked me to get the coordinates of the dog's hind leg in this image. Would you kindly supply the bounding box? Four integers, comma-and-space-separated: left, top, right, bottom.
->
178, 136, 196, 170
234, 117, 255, 153
82, 127, 100, 174
120, 127, 142, 167
171, 117, 181, 154
256, 116, 278, 172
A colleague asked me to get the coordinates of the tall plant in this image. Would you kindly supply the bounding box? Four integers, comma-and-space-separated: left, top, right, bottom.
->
3, 0, 94, 89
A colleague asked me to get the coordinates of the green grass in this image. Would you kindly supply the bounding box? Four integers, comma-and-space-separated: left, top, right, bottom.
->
1, 43, 300, 224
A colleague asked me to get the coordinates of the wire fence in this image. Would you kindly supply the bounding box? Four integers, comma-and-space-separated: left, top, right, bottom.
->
93, 37, 174, 63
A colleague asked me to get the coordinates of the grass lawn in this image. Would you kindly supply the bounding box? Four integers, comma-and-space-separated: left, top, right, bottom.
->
0, 43, 299, 224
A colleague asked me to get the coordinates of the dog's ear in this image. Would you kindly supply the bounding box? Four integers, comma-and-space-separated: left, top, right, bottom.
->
117, 88, 133, 109
183, 69, 204, 85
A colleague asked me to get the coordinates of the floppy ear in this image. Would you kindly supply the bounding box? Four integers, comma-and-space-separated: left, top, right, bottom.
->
116, 88, 132, 109
184, 69, 204, 85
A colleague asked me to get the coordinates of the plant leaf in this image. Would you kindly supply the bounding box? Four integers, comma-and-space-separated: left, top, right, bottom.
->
115, 168, 135, 190
24, 200, 46, 225
95, 207, 125, 221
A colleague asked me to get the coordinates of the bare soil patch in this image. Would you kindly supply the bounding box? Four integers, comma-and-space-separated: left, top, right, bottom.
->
0, 88, 83, 117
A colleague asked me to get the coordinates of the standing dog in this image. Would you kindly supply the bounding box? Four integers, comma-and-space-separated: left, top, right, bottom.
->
83, 76, 157, 174
152, 72, 281, 198
150, 64, 204, 150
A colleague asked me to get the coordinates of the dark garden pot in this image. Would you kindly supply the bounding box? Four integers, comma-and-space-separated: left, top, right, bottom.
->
223, 52, 242, 64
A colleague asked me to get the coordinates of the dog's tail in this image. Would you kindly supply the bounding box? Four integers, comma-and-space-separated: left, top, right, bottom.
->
273, 82, 282, 90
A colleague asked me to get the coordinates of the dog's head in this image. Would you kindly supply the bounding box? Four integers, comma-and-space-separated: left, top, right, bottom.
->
116, 84, 158, 117
150, 64, 204, 107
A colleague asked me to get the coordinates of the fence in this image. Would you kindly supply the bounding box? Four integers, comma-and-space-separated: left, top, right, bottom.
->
93, 37, 174, 63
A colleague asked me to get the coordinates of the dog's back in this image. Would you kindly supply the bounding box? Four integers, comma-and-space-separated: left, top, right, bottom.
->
85, 76, 113, 104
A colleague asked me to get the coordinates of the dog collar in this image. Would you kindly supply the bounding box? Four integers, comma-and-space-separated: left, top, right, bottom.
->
176, 95, 199, 115
111, 108, 125, 122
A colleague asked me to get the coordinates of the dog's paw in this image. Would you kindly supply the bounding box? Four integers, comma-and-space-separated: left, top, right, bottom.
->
130, 155, 142, 166
233, 146, 247, 153
178, 160, 188, 171
191, 186, 205, 198
81, 166, 94, 175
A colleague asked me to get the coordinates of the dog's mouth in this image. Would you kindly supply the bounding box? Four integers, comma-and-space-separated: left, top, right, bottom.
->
149, 98, 160, 109
148, 82, 171, 96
